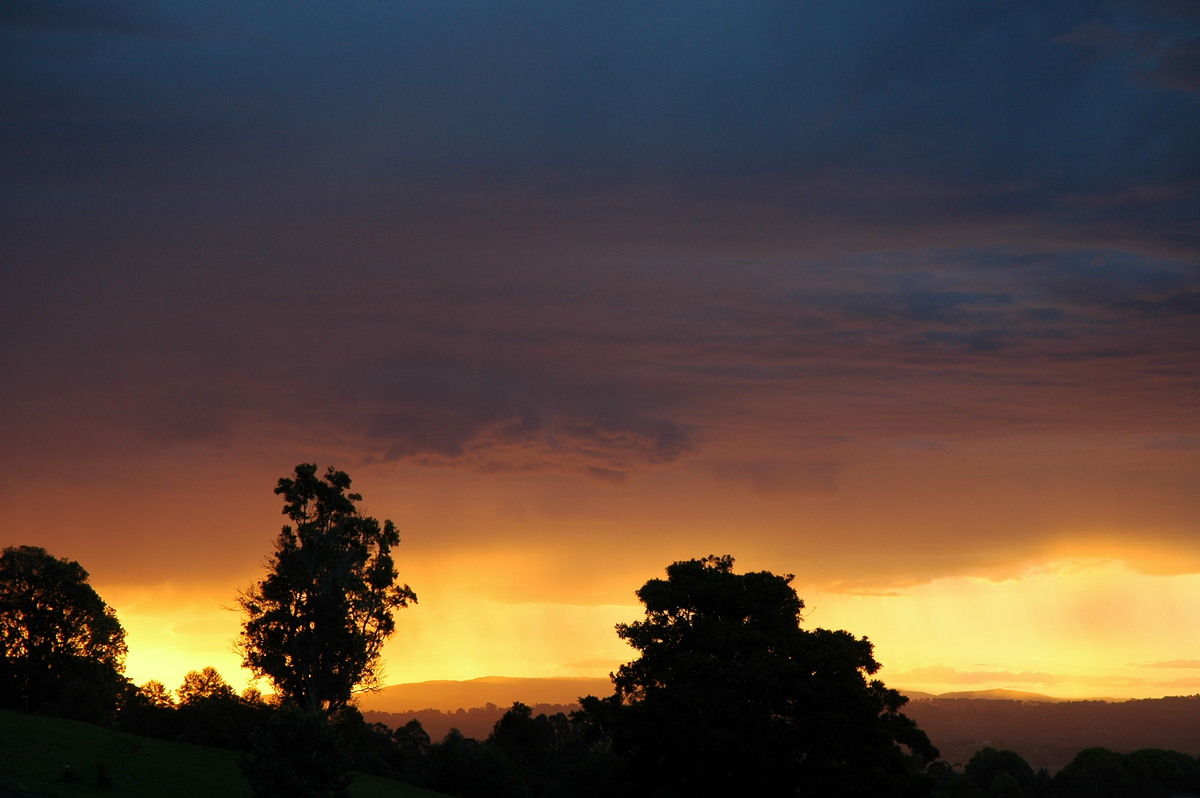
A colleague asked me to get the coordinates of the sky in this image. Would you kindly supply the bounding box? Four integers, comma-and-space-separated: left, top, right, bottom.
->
2, 1, 1199, 701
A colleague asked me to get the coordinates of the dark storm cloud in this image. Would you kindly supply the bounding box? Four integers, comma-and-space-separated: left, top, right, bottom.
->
1056, 1, 1200, 95
805, 289, 1015, 326
0, 0, 168, 35
1121, 290, 1200, 316
4, 1, 1196, 202
8, 232, 1194, 472
352, 361, 694, 474
2, 0, 1197, 490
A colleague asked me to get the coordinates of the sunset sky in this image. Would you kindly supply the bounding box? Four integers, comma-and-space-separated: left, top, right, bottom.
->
3, 1, 1199, 701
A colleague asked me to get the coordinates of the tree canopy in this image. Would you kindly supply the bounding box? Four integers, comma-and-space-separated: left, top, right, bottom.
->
237, 464, 416, 715
178, 666, 236, 704
0, 545, 127, 719
581, 555, 937, 798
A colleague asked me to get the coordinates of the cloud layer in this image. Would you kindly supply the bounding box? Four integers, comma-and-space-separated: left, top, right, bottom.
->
2, 0, 1198, 593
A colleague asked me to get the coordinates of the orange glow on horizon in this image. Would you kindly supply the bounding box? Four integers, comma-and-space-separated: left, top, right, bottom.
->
809, 560, 1200, 700
104, 555, 1200, 703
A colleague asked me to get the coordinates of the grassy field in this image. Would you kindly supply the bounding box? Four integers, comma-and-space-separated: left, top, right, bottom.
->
0, 711, 449, 798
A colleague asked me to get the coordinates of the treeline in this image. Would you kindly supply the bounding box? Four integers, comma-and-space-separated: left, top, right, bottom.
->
119, 667, 274, 750
363, 703, 579, 744
117, 681, 619, 798
932, 745, 1200, 798
5, 465, 1200, 798
364, 695, 1200, 776
6, 551, 1200, 798
115, 680, 1200, 798
906, 696, 1200, 772
3, 660, 617, 796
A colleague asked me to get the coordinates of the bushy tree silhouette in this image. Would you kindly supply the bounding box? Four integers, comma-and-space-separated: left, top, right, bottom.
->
1051, 748, 1133, 798
0, 545, 127, 720
964, 747, 1037, 796
487, 701, 620, 798
240, 703, 353, 798
237, 464, 416, 715
580, 555, 937, 798
178, 666, 236, 704
1051, 746, 1200, 798
425, 727, 527, 798
139, 680, 176, 709
119, 680, 179, 740
391, 716, 433, 782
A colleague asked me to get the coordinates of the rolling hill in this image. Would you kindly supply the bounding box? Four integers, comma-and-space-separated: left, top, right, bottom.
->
0, 710, 449, 798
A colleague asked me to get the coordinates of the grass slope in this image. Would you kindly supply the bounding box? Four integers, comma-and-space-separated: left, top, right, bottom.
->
0, 711, 449, 798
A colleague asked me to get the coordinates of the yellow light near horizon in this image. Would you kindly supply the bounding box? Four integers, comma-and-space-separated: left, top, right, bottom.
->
381, 591, 640, 684
812, 559, 1200, 699
101, 555, 1200, 703
105, 583, 256, 694
106, 577, 641, 694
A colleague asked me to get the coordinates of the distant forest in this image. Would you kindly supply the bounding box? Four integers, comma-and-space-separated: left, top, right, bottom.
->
905, 696, 1200, 772
364, 695, 1200, 774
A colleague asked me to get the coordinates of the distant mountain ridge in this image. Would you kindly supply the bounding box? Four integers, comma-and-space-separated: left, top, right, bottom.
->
361, 676, 612, 714
919, 688, 1066, 703
360, 676, 1075, 713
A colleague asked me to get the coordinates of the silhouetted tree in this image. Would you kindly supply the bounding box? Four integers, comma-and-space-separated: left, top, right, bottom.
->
118, 680, 179, 739
926, 760, 974, 798
1052, 748, 1135, 798
391, 718, 433, 785
987, 772, 1024, 798
172, 665, 272, 749
240, 703, 353, 798
965, 747, 1036, 797
488, 702, 621, 798
0, 545, 128, 720
237, 464, 416, 715
1050, 747, 1200, 798
1124, 748, 1200, 797
120, 670, 273, 750
425, 728, 528, 798
489, 702, 546, 775
327, 705, 406, 778
393, 717, 432, 757
178, 666, 236, 704
241, 685, 267, 704
139, 680, 176, 709
580, 555, 937, 798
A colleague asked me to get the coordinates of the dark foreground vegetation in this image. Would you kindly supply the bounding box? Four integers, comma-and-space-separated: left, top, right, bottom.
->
0, 709, 448, 798
365, 694, 1200, 776
4, 464, 1199, 798
5, 681, 1200, 798
905, 695, 1200, 773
